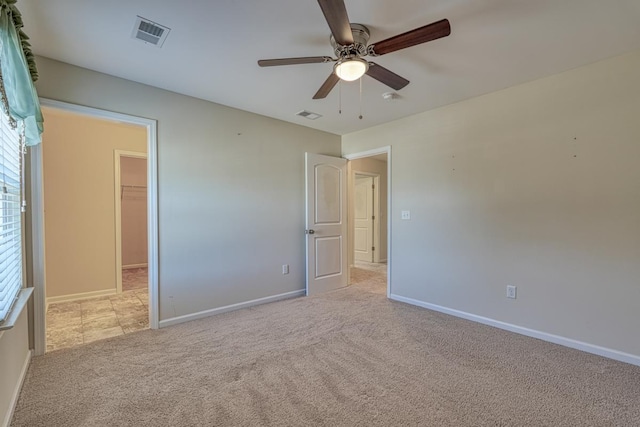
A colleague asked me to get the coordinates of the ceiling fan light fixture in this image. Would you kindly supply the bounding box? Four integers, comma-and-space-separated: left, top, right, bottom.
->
334, 58, 368, 81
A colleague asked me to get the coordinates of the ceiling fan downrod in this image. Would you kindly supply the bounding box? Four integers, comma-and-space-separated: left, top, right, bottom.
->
330, 23, 370, 59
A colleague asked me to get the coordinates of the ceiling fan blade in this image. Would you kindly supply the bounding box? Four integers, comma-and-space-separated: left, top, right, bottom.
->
313, 73, 340, 99
317, 0, 354, 46
370, 19, 451, 56
258, 56, 333, 67
366, 63, 409, 90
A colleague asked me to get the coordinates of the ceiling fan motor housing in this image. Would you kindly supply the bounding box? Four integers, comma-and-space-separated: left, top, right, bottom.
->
330, 23, 370, 59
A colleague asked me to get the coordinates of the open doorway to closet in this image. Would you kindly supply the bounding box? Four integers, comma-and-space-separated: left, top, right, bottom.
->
40, 106, 150, 352
115, 152, 148, 295
347, 151, 389, 295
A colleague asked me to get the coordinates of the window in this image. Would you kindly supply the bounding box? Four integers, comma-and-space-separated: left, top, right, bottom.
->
0, 111, 22, 325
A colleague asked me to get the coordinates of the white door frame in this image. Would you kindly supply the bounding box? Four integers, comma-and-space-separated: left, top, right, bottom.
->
114, 150, 148, 294
31, 98, 159, 355
352, 172, 381, 263
344, 146, 391, 298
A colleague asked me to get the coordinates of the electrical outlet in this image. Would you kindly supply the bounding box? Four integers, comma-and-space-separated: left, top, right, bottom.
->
401, 210, 411, 220
282, 264, 289, 275
506, 285, 517, 299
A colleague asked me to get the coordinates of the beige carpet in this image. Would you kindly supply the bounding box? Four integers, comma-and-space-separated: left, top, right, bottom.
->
122, 267, 148, 292
12, 266, 640, 426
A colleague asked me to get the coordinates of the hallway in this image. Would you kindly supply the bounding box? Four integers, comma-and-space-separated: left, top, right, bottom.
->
350, 261, 387, 294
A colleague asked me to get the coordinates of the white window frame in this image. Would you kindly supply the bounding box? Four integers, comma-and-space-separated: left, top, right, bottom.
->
0, 110, 29, 330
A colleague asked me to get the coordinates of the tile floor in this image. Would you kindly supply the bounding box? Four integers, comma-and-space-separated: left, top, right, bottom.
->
46, 268, 149, 352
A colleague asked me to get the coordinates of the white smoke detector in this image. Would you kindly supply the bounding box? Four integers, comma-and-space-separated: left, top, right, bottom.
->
382, 92, 399, 100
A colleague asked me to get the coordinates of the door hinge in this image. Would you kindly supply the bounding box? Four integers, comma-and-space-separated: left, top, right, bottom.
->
372, 246, 375, 251
372, 215, 375, 220
372, 184, 375, 189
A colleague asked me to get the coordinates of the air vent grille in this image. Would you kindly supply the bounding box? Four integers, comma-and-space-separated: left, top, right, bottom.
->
132, 16, 170, 47
296, 110, 322, 120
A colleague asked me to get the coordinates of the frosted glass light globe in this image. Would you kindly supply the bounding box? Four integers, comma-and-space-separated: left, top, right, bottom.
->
335, 59, 368, 81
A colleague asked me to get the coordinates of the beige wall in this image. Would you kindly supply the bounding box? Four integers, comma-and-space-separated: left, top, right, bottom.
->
120, 157, 147, 267
0, 311, 29, 427
342, 50, 640, 358
42, 108, 147, 298
348, 157, 388, 262
34, 57, 341, 320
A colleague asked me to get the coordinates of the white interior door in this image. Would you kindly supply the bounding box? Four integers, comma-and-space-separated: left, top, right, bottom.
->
354, 175, 374, 262
305, 153, 347, 296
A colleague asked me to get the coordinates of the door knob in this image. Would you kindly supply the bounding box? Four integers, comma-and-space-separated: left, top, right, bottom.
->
306, 229, 315, 234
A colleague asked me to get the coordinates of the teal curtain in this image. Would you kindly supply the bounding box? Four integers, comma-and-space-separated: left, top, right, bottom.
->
0, 0, 43, 146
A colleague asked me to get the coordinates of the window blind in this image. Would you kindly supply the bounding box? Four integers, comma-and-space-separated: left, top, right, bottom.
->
0, 111, 22, 324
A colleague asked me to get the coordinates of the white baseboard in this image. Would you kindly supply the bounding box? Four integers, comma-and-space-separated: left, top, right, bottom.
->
46, 289, 117, 306
159, 289, 305, 328
2, 349, 31, 427
389, 293, 640, 367
122, 263, 148, 270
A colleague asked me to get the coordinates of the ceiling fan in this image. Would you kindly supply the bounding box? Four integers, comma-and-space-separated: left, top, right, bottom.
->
257, 0, 451, 100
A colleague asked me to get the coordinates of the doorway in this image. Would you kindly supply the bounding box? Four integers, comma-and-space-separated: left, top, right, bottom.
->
30, 99, 159, 355
115, 151, 148, 295
345, 148, 390, 296
304, 148, 391, 297
353, 173, 379, 263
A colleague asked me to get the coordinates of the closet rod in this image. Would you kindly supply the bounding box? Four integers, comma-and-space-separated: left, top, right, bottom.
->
121, 184, 147, 198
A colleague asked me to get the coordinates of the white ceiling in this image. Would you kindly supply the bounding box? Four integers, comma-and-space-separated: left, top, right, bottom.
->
19, 0, 640, 135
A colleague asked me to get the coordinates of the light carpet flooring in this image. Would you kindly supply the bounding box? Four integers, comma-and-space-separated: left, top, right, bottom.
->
122, 267, 149, 292
14, 265, 640, 426
46, 268, 149, 352
351, 260, 387, 293
354, 260, 387, 275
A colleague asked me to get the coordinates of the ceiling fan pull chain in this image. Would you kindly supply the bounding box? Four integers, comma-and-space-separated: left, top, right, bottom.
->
339, 79, 342, 114
359, 77, 363, 120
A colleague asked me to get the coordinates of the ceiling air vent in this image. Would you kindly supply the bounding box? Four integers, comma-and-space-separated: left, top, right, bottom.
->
132, 16, 170, 47
296, 110, 322, 120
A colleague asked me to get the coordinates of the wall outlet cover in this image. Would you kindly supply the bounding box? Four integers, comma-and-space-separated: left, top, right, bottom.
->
507, 285, 517, 299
